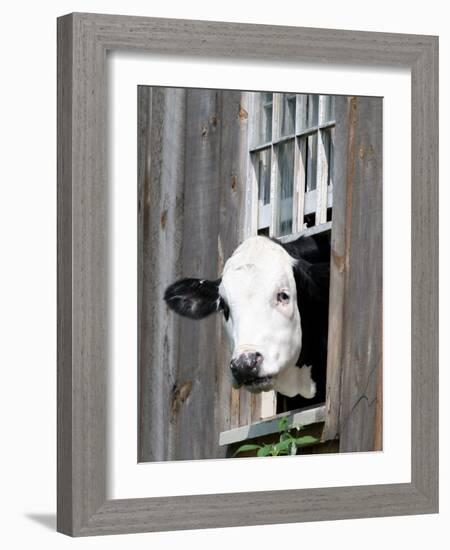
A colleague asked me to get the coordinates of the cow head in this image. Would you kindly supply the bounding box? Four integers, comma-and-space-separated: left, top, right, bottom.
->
164, 236, 324, 398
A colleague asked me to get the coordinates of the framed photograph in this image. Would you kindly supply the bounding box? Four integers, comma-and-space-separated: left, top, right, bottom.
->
57, 13, 438, 536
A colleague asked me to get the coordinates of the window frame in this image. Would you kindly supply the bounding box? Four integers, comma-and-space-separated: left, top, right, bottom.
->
245, 92, 335, 239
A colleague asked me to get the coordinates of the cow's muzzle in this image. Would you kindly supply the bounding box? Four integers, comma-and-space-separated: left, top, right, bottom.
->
230, 351, 264, 387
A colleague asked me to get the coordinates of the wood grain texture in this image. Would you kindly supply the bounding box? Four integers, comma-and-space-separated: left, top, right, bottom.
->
138, 88, 258, 460
215, 90, 250, 435
325, 96, 383, 451
336, 96, 383, 452
138, 87, 187, 461
58, 13, 109, 535
322, 98, 351, 442
410, 38, 439, 506
57, 12, 438, 536
174, 89, 223, 460
57, 14, 74, 534
72, 484, 433, 536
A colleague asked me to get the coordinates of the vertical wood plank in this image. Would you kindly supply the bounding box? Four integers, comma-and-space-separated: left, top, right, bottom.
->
138, 87, 187, 462
215, 90, 249, 438
327, 97, 383, 452
173, 89, 223, 460
322, 96, 354, 442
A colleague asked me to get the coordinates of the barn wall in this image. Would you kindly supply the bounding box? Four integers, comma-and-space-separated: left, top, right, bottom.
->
138, 86, 187, 462
138, 87, 249, 461
324, 96, 383, 452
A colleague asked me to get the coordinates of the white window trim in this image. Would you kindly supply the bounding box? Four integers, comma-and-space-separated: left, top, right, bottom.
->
245, 91, 335, 239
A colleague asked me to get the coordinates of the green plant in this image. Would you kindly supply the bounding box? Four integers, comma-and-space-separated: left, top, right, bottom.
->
233, 416, 318, 457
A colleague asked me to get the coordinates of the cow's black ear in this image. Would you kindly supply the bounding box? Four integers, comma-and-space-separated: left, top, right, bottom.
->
164, 278, 222, 320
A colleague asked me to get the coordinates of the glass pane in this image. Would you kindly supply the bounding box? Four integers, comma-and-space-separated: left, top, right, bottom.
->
307, 95, 319, 128
256, 148, 271, 205
305, 133, 318, 191
297, 94, 308, 131
298, 94, 319, 132
321, 96, 336, 124
277, 140, 295, 236
280, 94, 296, 136
254, 148, 272, 231
255, 92, 273, 145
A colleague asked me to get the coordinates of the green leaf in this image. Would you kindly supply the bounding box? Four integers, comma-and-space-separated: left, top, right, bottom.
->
272, 440, 293, 455
277, 416, 289, 432
257, 445, 273, 457
233, 444, 262, 456
293, 435, 319, 447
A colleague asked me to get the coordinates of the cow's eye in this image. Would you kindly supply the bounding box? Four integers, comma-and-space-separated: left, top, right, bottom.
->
277, 291, 290, 304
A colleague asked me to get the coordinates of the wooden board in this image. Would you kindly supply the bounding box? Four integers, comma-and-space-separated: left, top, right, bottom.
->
338, 96, 383, 452
324, 96, 383, 452
137, 87, 187, 461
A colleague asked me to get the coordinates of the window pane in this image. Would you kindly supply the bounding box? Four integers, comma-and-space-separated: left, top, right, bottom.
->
297, 94, 308, 131
256, 148, 271, 205
280, 94, 296, 136
253, 148, 272, 231
277, 140, 295, 236
298, 94, 319, 132
305, 133, 318, 191
255, 92, 273, 145
321, 96, 335, 124
307, 95, 319, 128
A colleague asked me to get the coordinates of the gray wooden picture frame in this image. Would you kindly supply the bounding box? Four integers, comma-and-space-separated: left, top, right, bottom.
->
57, 12, 438, 537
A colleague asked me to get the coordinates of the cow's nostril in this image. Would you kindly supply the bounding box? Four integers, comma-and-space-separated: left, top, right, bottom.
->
230, 359, 239, 374
230, 352, 264, 386
251, 352, 263, 367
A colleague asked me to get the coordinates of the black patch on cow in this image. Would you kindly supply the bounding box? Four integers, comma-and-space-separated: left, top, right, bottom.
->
164, 278, 223, 320
273, 230, 331, 264
275, 232, 331, 410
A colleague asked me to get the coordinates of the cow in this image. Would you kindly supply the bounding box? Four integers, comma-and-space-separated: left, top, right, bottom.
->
164, 232, 330, 408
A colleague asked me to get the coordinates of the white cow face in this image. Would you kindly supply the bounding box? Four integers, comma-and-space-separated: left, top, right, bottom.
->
164, 236, 317, 398
218, 237, 302, 394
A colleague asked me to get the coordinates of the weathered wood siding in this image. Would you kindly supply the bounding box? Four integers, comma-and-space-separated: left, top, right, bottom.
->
324, 96, 383, 452
138, 87, 252, 461
174, 90, 223, 460
138, 87, 187, 462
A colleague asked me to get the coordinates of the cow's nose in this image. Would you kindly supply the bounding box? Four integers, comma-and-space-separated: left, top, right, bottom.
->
230, 352, 263, 385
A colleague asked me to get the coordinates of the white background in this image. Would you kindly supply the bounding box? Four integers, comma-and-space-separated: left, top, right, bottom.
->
0, 1, 446, 548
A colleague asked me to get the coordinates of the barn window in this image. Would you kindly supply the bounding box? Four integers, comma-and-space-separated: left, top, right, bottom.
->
246, 93, 335, 238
